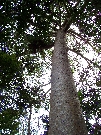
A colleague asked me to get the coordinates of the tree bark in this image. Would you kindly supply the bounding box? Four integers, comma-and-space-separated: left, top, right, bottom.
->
49, 29, 88, 135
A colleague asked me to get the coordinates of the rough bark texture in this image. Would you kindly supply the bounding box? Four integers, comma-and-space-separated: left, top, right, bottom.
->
49, 29, 88, 135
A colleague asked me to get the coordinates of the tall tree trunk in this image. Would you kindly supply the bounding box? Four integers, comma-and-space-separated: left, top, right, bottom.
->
49, 29, 88, 135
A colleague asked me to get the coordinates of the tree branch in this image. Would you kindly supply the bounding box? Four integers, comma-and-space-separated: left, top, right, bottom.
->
40, 88, 51, 102
82, 0, 89, 8
62, 1, 73, 32
43, 88, 51, 98
67, 46, 101, 69
62, 0, 89, 33
62, 17, 72, 32
68, 29, 96, 51
73, 0, 81, 8
62, 1, 71, 16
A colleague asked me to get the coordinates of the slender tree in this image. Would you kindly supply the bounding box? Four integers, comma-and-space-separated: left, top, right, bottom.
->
27, 106, 32, 135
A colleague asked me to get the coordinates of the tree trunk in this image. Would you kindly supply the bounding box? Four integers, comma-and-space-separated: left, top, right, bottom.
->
49, 29, 88, 135
27, 106, 32, 135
